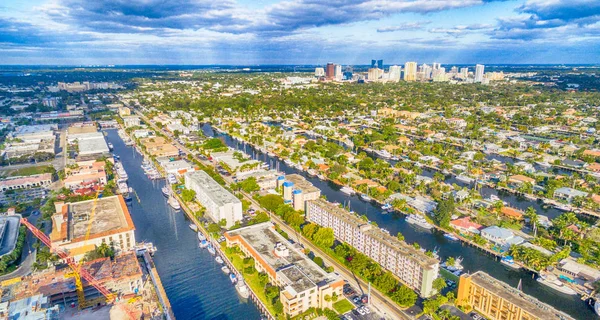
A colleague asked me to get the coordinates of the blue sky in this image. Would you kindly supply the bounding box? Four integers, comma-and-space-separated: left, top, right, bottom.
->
0, 0, 599, 65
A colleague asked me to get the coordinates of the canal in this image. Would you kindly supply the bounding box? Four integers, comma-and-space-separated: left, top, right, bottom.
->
105, 129, 262, 320
203, 125, 595, 320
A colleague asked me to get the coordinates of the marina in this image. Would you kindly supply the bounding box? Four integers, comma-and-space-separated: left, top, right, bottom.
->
105, 129, 261, 319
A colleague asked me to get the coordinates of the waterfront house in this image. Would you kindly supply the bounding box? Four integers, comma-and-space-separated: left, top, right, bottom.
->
450, 217, 483, 235
553, 187, 589, 203
508, 174, 536, 187
500, 207, 524, 220
480, 226, 524, 247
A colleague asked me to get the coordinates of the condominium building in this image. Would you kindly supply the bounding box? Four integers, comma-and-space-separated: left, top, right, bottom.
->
457, 271, 574, 320
388, 65, 401, 82
225, 222, 344, 317
403, 62, 417, 81
367, 68, 384, 81
50, 195, 136, 261
306, 199, 439, 297
184, 171, 242, 228
277, 174, 321, 211
475, 64, 485, 83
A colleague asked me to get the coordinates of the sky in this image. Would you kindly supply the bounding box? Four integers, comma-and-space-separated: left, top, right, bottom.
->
0, 0, 599, 65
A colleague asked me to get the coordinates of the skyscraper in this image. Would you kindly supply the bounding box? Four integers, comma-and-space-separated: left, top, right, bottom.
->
334, 64, 342, 81
460, 67, 469, 79
403, 62, 417, 81
475, 64, 485, 83
367, 68, 383, 81
377, 59, 383, 69
371, 60, 377, 68
325, 63, 335, 80
388, 65, 401, 82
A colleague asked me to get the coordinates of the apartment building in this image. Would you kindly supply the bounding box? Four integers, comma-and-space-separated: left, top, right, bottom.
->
306, 199, 439, 297
277, 174, 321, 211
184, 171, 242, 228
457, 271, 574, 320
225, 222, 344, 317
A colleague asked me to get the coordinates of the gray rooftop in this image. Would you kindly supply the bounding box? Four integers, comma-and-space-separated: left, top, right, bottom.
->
227, 222, 337, 294
284, 174, 320, 194
185, 171, 241, 207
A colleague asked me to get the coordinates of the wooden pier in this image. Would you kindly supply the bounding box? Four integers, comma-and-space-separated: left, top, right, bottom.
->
142, 251, 176, 320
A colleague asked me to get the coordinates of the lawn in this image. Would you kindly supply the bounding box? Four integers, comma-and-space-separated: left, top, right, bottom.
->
7, 165, 55, 177
439, 268, 459, 282
333, 299, 354, 314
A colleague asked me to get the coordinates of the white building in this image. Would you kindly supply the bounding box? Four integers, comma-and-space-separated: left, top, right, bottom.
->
314, 67, 325, 77
388, 65, 401, 82
306, 199, 439, 297
475, 64, 485, 83
334, 65, 342, 81
122, 116, 141, 128
184, 171, 242, 228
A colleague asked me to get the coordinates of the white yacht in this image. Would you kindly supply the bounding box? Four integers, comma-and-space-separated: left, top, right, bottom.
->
536, 274, 577, 295
456, 175, 474, 184
189, 224, 198, 232
340, 186, 355, 195
405, 214, 434, 230
168, 197, 181, 210
374, 149, 392, 159
236, 281, 250, 299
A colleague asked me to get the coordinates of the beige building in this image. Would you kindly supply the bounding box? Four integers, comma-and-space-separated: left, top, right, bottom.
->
306, 199, 439, 297
50, 195, 136, 261
277, 174, 321, 211
225, 222, 344, 317
457, 271, 574, 320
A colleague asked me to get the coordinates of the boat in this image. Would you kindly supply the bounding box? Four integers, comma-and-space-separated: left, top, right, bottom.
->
161, 186, 171, 197
236, 281, 250, 299
535, 161, 552, 169
317, 174, 326, 180
284, 159, 294, 166
108, 142, 114, 150
197, 232, 206, 241
199, 240, 209, 248
536, 274, 577, 295
374, 149, 392, 159
307, 169, 317, 177
554, 203, 572, 212
215, 256, 224, 264
390, 156, 399, 161
221, 265, 231, 274
207, 244, 216, 255
229, 273, 237, 284
456, 175, 474, 184
381, 203, 392, 211
405, 214, 434, 230
167, 174, 177, 184
443, 233, 459, 241
128, 187, 133, 193
380, 228, 390, 235
340, 186, 355, 195
189, 224, 198, 232
118, 182, 129, 194
488, 195, 501, 202
168, 197, 181, 210
500, 256, 521, 270
134, 242, 157, 256
360, 193, 372, 202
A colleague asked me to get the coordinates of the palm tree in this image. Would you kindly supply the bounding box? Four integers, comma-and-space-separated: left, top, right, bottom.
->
525, 207, 539, 237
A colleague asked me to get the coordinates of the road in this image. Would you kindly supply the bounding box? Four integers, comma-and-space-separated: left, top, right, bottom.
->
134, 109, 412, 320
0, 213, 41, 282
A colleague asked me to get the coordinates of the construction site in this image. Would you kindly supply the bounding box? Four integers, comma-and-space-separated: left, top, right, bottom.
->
0, 251, 165, 319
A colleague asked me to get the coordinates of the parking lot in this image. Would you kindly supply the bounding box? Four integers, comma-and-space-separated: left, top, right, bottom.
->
341, 284, 384, 320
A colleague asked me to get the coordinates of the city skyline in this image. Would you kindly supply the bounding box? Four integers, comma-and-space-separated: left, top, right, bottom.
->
1, 0, 599, 65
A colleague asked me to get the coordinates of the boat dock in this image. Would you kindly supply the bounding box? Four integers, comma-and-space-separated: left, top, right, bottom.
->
142, 251, 176, 320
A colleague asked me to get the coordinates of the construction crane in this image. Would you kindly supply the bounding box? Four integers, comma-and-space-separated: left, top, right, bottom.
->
20, 217, 114, 301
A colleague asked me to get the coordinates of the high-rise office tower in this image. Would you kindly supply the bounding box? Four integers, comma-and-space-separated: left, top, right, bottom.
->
371, 60, 377, 68
334, 64, 342, 81
325, 63, 335, 80
388, 65, 401, 81
432, 62, 441, 70
377, 59, 383, 69
475, 64, 485, 83
403, 62, 417, 81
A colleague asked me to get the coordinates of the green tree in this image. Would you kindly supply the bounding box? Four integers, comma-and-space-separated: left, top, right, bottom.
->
181, 189, 196, 202
259, 194, 284, 212
433, 198, 455, 227
313, 228, 335, 248
433, 277, 447, 292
